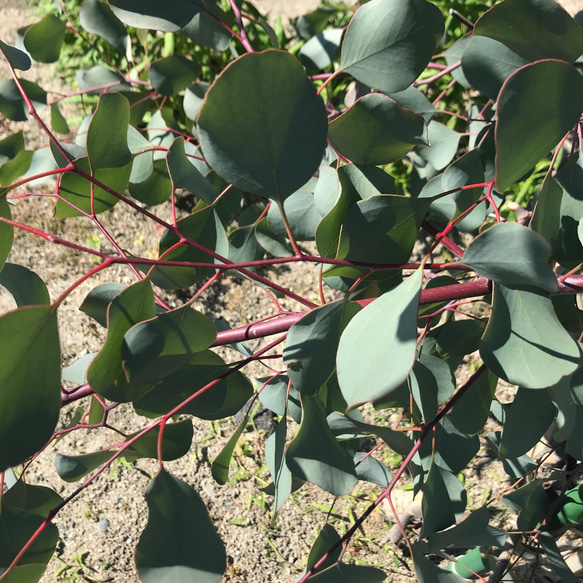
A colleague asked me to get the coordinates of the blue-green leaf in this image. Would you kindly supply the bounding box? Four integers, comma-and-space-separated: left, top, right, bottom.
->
337, 269, 423, 407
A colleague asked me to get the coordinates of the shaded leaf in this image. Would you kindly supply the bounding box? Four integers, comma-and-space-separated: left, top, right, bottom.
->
167, 137, 217, 205
338, 194, 429, 263
451, 369, 497, 435
56, 450, 114, 482
211, 416, 247, 485
183, 81, 209, 121
480, 284, 580, 388
109, 0, 204, 31
122, 303, 216, 384
23, 14, 65, 63
80, 0, 130, 57
337, 269, 422, 407
180, 9, 232, 52
499, 387, 556, 459
339, 0, 443, 93
75, 65, 130, 94
265, 419, 292, 512
426, 506, 507, 551
267, 190, 322, 242
0, 263, 50, 306
149, 55, 200, 96
198, 50, 328, 202
300, 29, 343, 70
0, 503, 59, 582
496, 60, 583, 192
151, 204, 228, 289
286, 395, 357, 496
0, 307, 60, 472
135, 470, 226, 583
79, 282, 125, 327
0, 79, 46, 122
306, 525, 342, 574
329, 94, 427, 165
461, 36, 530, 100
354, 452, 392, 487
133, 350, 253, 420
87, 278, 156, 402
420, 465, 467, 537
0, 199, 13, 271
463, 222, 557, 292
309, 563, 386, 582
0, 38, 31, 70
55, 157, 132, 218
411, 543, 467, 583
474, 0, 583, 62
2, 480, 62, 518
56, 421, 193, 481
284, 301, 360, 396
129, 158, 171, 205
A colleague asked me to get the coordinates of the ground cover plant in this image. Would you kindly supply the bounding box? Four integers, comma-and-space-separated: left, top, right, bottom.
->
2, 0, 583, 581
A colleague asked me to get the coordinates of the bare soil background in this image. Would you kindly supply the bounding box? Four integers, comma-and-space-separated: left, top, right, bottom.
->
1, 1, 583, 582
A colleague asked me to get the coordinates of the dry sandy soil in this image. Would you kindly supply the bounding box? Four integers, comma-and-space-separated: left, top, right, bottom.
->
1, 1, 583, 583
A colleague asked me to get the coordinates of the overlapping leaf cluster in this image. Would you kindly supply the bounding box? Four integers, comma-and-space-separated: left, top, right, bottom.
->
2, 0, 583, 581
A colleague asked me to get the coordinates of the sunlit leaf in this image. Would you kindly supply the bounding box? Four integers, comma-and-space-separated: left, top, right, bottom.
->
496, 60, 583, 192
337, 269, 422, 407
480, 284, 580, 388
463, 222, 557, 292
339, 0, 443, 93
211, 416, 247, 485
23, 15, 65, 63
198, 50, 328, 202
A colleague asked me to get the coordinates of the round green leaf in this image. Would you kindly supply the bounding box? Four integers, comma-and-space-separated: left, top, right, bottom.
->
87, 92, 131, 171
463, 222, 558, 292
329, 94, 427, 165
80, 0, 130, 57
480, 283, 580, 388
337, 268, 423, 407
108, 0, 204, 32
474, 0, 583, 63
149, 55, 200, 96
136, 470, 226, 583
496, 60, 583, 192
267, 190, 322, 242
197, 50, 328, 202
300, 28, 343, 71
338, 0, 443, 93
0, 306, 61, 472
23, 14, 65, 63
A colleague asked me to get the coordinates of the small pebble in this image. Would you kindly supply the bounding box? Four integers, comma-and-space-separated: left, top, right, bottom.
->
97, 518, 109, 533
